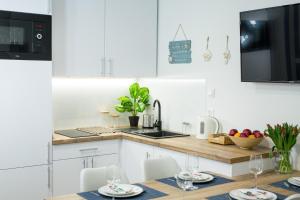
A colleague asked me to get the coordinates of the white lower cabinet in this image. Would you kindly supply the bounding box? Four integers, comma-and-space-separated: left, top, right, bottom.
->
91, 154, 118, 168
53, 154, 118, 196
120, 140, 155, 183
0, 165, 49, 200
53, 140, 120, 196
53, 157, 85, 196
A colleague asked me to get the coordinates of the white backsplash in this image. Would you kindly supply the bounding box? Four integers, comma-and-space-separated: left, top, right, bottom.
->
53, 78, 207, 134
52, 78, 135, 130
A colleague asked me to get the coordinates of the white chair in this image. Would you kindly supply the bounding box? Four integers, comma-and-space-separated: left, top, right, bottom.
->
143, 156, 181, 181
80, 165, 129, 192
285, 194, 300, 200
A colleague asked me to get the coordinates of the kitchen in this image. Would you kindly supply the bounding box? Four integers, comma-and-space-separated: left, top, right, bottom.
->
1, 0, 300, 200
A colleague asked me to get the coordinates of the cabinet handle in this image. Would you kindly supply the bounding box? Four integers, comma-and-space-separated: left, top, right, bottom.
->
101, 58, 106, 76
79, 147, 99, 152
107, 58, 113, 76
146, 152, 150, 160
92, 157, 94, 168
47, 142, 52, 165
83, 159, 86, 168
47, 166, 51, 189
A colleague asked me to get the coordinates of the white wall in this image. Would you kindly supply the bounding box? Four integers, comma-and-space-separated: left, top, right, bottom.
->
140, 79, 206, 134
157, 0, 300, 168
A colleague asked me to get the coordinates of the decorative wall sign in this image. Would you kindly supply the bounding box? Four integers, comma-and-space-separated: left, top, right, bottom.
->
168, 24, 192, 64
223, 35, 231, 64
203, 36, 212, 62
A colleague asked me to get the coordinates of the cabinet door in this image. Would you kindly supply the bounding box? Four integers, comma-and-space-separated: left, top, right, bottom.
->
53, 157, 87, 196
155, 147, 200, 171
91, 154, 119, 168
120, 140, 155, 183
106, 0, 157, 77
0, 61, 52, 169
52, 0, 105, 77
0, 165, 49, 200
0, 0, 50, 14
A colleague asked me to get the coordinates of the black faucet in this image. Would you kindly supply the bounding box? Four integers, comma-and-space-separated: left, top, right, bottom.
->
153, 99, 162, 131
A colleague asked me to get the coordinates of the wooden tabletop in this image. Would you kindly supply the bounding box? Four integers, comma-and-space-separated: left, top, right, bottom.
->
53, 132, 271, 164
51, 171, 300, 200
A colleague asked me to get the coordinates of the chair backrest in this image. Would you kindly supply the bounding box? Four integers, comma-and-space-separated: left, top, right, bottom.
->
285, 194, 300, 200
80, 165, 129, 192
143, 156, 181, 181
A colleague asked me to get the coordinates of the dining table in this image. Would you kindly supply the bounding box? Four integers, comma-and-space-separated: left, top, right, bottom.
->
50, 171, 300, 200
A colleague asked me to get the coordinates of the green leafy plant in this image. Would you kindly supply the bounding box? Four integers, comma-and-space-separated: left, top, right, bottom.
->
114, 82, 150, 116
265, 123, 300, 173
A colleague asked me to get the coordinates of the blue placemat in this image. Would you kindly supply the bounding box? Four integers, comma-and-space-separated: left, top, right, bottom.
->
207, 191, 287, 200
271, 180, 300, 193
157, 174, 234, 190
77, 183, 167, 200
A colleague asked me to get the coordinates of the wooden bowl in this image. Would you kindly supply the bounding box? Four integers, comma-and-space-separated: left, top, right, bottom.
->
229, 136, 263, 149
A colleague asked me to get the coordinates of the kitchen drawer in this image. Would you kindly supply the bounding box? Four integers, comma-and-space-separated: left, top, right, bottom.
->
53, 140, 120, 160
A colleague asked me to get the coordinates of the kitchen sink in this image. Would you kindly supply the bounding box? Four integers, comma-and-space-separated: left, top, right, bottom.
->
119, 128, 189, 139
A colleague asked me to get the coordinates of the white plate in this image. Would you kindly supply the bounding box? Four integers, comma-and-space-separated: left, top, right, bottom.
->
229, 189, 277, 200
192, 172, 214, 183
98, 184, 143, 198
288, 177, 300, 187
175, 173, 214, 183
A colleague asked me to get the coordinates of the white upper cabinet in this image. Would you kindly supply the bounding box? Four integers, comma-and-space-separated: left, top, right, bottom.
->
52, 0, 105, 77
53, 0, 157, 77
105, 0, 157, 77
0, 0, 51, 14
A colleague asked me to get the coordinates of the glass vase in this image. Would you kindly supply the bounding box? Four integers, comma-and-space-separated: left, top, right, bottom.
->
273, 150, 293, 174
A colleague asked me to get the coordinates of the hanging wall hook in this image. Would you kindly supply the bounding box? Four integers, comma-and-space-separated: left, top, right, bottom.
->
224, 35, 231, 64
203, 36, 212, 62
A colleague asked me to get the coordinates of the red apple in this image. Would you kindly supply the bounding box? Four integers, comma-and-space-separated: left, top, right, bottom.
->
254, 131, 263, 138
240, 132, 248, 138
229, 129, 238, 136
242, 129, 252, 136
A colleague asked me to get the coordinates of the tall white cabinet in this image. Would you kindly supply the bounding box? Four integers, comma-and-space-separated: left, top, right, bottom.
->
53, 0, 157, 77
105, 0, 157, 77
52, 0, 106, 77
0, 0, 51, 14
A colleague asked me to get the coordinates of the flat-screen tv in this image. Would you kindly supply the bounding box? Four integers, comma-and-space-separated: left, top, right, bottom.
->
240, 3, 300, 83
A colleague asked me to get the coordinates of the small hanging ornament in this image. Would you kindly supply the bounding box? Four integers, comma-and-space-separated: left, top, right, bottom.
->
203, 36, 212, 62
223, 35, 231, 64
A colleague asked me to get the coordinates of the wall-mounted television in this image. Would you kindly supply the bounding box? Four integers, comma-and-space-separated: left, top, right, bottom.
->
240, 3, 300, 83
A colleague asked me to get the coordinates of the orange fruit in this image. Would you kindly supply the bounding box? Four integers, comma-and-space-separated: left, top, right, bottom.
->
234, 132, 241, 137
248, 135, 256, 139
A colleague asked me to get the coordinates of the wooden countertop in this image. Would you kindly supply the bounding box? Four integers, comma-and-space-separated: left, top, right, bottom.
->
53, 132, 271, 164
51, 171, 300, 200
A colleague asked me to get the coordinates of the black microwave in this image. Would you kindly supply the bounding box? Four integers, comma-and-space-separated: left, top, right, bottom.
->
0, 10, 51, 60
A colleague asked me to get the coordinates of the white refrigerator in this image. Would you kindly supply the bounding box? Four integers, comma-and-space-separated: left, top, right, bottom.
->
0, 60, 53, 200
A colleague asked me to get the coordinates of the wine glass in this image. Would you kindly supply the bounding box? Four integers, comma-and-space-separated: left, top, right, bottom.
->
249, 154, 263, 189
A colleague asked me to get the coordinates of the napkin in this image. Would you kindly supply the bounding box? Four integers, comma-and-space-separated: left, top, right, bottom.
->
192, 172, 210, 181
106, 184, 134, 196
178, 171, 193, 181
238, 189, 273, 200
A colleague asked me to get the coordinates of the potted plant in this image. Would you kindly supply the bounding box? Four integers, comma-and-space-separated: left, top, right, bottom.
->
115, 82, 150, 127
265, 123, 300, 174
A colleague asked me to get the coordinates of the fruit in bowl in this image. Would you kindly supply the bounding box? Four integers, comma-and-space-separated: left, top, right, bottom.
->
228, 129, 263, 149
